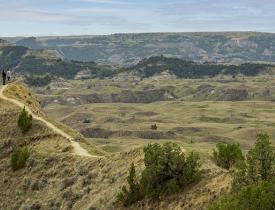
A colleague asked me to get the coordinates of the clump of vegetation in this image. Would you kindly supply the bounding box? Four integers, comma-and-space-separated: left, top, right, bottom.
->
118, 143, 201, 206
125, 56, 272, 79
0, 45, 116, 79
150, 124, 157, 130
213, 143, 244, 170
233, 134, 275, 188
10, 147, 30, 171
209, 134, 275, 210
24, 74, 53, 87
117, 163, 142, 206
209, 179, 275, 210
141, 143, 201, 198
18, 107, 33, 133
83, 119, 91, 124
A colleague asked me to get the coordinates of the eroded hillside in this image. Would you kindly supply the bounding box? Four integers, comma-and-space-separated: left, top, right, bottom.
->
0, 43, 113, 79
0, 82, 232, 210
6, 32, 275, 65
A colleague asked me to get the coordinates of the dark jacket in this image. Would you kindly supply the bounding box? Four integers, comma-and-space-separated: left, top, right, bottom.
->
2, 71, 6, 77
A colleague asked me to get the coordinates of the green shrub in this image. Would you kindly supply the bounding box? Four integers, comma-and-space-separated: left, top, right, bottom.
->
209, 178, 275, 210
117, 163, 142, 206
10, 147, 30, 171
150, 124, 157, 130
118, 143, 201, 206
141, 143, 201, 199
24, 74, 53, 87
213, 143, 244, 170
246, 134, 275, 182
233, 134, 275, 189
18, 107, 32, 133
209, 133, 275, 210
83, 119, 91, 124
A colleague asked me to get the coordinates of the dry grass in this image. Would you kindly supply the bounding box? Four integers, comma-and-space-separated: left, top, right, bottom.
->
2, 75, 274, 209
37, 74, 275, 156
0, 83, 232, 210
44, 100, 275, 154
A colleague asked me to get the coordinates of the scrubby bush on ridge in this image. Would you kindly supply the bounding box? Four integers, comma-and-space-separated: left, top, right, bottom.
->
209, 133, 275, 210
117, 163, 142, 206
209, 178, 275, 210
18, 107, 32, 133
213, 143, 244, 170
118, 142, 201, 206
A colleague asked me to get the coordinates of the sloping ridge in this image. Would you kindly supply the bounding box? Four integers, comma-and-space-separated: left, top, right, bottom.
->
0, 84, 99, 158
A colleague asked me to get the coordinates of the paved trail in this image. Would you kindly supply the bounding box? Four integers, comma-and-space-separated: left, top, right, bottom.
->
0, 84, 98, 158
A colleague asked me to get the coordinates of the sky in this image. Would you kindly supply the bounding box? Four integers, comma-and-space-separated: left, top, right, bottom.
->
0, 0, 275, 36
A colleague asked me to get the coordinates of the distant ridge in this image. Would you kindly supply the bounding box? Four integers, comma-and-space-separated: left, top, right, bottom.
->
0, 38, 10, 46
4, 32, 275, 66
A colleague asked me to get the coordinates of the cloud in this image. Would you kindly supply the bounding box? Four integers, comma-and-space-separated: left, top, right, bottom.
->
72, 0, 133, 5
156, 0, 275, 32
0, 0, 275, 36
0, 7, 148, 32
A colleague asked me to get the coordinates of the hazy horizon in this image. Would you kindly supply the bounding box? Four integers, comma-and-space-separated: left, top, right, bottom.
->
2, 31, 275, 38
1, 0, 275, 37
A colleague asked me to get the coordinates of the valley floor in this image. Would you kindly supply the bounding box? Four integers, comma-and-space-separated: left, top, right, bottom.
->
38, 76, 275, 154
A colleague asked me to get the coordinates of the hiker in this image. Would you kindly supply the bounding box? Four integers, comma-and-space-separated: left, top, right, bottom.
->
2, 69, 6, 85
7, 69, 11, 82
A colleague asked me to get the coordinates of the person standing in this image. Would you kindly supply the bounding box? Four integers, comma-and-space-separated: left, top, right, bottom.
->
2, 69, 6, 85
7, 69, 11, 82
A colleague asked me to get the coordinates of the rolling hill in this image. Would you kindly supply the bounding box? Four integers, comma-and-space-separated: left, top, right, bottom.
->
4, 32, 275, 66
1, 41, 273, 81
121, 56, 273, 79
0, 42, 113, 79
0, 82, 231, 210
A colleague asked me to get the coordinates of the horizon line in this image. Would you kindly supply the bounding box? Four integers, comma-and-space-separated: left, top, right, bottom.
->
1, 30, 274, 38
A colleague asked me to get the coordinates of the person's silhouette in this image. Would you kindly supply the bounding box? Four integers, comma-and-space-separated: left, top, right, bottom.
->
2, 70, 7, 85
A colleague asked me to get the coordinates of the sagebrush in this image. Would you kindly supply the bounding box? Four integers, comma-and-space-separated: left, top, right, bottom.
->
18, 107, 32, 133
10, 147, 30, 171
213, 143, 244, 170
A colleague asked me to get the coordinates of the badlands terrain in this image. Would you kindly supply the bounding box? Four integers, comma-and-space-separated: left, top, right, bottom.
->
0, 82, 231, 210
1, 33, 275, 209
34, 73, 275, 155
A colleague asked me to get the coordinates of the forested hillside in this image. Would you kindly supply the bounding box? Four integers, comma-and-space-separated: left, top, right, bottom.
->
121, 56, 272, 79
0, 45, 114, 79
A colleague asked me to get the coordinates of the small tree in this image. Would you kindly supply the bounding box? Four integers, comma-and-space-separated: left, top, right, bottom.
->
232, 161, 250, 191
151, 124, 157, 130
10, 147, 30, 171
213, 143, 244, 170
209, 134, 275, 210
117, 163, 142, 206
118, 143, 201, 206
18, 107, 32, 133
209, 178, 275, 210
246, 134, 275, 182
140, 143, 201, 199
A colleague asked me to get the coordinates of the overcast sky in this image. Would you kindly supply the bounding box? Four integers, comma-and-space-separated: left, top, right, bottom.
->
0, 0, 274, 36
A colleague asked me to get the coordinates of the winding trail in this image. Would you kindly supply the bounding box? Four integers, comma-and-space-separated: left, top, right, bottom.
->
0, 84, 99, 158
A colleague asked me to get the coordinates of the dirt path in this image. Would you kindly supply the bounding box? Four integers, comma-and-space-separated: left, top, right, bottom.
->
0, 84, 99, 158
